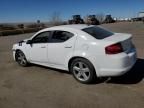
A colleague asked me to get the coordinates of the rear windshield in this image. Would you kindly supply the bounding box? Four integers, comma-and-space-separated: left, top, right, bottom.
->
82, 26, 114, 39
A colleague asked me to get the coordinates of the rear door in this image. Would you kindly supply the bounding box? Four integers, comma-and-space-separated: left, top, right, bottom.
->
47, 30, 76, 66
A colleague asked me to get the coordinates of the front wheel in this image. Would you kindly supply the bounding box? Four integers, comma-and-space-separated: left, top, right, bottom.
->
70, 58, 96, 84
15, 50, 28, 67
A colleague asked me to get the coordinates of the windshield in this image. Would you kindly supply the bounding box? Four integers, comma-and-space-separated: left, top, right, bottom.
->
82, 26, 114, 39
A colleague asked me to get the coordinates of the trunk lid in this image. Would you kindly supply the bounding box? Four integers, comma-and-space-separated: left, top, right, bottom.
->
103, 33, 134, 52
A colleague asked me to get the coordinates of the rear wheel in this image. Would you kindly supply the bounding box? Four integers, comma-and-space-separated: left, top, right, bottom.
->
70, 58, 96, 84
15, 50, 28, 67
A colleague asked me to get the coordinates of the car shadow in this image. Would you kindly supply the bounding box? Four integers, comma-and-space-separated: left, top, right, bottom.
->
30, 58, 144, 85
106, 58, 144, 84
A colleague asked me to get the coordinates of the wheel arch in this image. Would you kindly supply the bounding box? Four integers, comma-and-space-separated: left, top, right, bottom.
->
15, 49, 27, 61
68, 56, 98, 76
15, 49, 22, 53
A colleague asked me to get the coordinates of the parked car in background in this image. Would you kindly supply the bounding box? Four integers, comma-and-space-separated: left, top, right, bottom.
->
12, 24, 137, 84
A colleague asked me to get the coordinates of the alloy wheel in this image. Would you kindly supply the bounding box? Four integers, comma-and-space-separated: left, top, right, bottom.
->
73, 62, 90, 82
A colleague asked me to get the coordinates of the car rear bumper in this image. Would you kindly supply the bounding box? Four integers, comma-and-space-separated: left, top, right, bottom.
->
95, 49, 137, 77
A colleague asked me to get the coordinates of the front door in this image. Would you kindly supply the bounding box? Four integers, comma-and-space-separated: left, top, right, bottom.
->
27, 31, 51, 63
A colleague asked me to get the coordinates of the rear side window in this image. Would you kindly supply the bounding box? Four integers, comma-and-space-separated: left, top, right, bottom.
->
82, 26, 114, 39
49, 31, 74, 43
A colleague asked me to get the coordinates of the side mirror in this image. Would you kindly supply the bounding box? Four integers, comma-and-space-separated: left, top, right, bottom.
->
26, 40, 32, 44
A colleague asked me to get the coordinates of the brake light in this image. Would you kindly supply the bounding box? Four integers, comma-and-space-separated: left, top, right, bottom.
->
105, 43, 123, 54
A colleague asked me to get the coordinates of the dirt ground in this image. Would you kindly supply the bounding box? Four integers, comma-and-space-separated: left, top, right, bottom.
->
0, 22, 144, 108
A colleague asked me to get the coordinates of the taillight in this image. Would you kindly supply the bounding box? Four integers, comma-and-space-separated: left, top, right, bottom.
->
105, 43, 123, 54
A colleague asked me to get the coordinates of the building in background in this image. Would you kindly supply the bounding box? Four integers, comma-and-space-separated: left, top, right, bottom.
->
131, 11, 144, 21
138, 12, 144, 18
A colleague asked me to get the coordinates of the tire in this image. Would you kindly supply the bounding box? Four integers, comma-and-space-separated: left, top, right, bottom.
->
70, 58, 96, 84
15, 50, 28, 67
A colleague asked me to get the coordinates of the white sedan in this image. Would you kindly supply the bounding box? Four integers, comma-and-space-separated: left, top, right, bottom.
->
12, 24, 137, 84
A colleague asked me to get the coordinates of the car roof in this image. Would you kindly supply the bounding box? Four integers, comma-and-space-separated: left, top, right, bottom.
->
42, 24, 95, 31
53, 24, 94, 29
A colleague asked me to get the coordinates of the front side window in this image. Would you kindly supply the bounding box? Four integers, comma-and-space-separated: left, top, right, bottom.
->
32, 31, 51, 43
82, 26, 114, 39
49, 31, 74, 43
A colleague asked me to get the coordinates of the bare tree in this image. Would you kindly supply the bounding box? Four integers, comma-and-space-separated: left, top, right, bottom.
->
49, 12, 62, 26
83, 14, 89, 24
95, 13, 105, 23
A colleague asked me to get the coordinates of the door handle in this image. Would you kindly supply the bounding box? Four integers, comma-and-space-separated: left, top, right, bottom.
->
41, 46, 46, 48
65, 46, 72, 48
